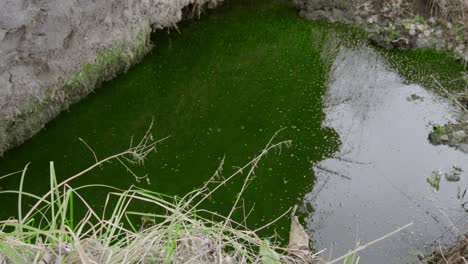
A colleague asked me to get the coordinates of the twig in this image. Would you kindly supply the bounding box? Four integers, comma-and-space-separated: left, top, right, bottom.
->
315, 165, 351, 180
78, 138, 98, 164
326, 222, 414, 264
431, 75, 468, 112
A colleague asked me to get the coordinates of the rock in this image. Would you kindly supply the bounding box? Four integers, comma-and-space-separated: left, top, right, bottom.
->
460, 112, 468, 123
453, 130, 466, 141
459, 143, 468, 154
294, 0, 354, 23
416, 35, 433, 48
429, 132, 442, 145
355, 15, 364, 25
440, 134, 449, 142
416, 24, 426, 31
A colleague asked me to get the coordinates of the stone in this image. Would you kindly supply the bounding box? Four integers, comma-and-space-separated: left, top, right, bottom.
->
453, 130, 466, 140
416, 35, 431, 48
355, 15, 364, 25
460, 112, 468, 123
429, 133, 442, 145
440, 134, 449, 141
459, 143, 468, 154
295, 0, 354, 23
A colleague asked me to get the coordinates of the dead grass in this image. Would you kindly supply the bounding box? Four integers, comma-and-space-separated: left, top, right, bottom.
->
429, 235, 468, 264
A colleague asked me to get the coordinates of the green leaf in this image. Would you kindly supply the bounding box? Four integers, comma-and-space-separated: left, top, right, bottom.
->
260, 240, 280, 264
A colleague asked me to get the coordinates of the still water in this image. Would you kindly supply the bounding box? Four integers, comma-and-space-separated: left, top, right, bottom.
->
0, 1, 342, 238
0, 1, 466, 261
306, 47, 468, 263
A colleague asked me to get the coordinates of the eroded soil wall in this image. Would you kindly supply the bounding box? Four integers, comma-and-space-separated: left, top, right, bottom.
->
0, 0, 221, 155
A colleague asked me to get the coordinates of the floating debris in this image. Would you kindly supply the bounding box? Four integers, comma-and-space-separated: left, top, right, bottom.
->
445, 166, 463, 182
406, 93, 424, 102
427, 171, 442, 191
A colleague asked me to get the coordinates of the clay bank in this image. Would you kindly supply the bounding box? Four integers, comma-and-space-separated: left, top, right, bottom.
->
0, 0, 222, 155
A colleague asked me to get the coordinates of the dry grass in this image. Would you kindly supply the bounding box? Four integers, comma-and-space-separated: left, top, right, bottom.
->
429, 234, 468, 264
427, 0, 467, 23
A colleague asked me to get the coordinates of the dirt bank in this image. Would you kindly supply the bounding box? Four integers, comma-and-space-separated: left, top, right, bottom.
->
294, 0, 467, 61
0, 0, 221, 155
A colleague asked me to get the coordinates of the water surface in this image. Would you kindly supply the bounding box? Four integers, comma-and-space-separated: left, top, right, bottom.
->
306, 47, 468, 263
0, 1, 344, 237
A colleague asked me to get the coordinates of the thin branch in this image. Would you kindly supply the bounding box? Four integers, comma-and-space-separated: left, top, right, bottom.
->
327, 222, 414, 264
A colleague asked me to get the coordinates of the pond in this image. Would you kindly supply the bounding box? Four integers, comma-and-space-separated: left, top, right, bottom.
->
0, 0, 344, 239
307, 47, 468, 263
0, 0, 466, 262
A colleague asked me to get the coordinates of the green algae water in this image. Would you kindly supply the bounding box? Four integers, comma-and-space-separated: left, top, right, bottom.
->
0, 0, 348, 237
1, 0, 467, 255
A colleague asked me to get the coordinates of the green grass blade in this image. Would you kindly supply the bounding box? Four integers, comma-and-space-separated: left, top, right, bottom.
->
17, 163, 30, 230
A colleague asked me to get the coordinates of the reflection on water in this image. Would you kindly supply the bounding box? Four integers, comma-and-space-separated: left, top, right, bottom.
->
306, 47, 468, 263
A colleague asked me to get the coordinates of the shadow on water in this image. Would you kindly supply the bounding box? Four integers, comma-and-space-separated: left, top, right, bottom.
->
0, 0, 343, 240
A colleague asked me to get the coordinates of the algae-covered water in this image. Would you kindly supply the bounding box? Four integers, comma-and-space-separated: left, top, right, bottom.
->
0, 0, 347, 237
1, 0, 467, 261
